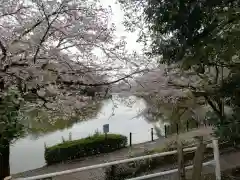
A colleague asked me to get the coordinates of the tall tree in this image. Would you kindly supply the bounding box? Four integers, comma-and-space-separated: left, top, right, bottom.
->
133, 67, 208, 131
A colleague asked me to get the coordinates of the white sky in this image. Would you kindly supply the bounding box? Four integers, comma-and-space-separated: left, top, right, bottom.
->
100, 0, 143, 52
65, 0, 148, 79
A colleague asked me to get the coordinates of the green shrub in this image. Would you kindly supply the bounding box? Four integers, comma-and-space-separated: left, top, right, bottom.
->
45, 134, 127, 165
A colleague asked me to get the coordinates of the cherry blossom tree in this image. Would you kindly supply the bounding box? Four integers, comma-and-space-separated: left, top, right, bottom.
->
132, 65, 217, 129
0, 0, 146, 178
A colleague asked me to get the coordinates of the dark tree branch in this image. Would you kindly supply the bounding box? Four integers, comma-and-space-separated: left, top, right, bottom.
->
2, 62, 29, 72
0, 5, 29, 19
56, 69, 147, 87
215, 65, 219, 84
20, 19, 43, 39
179, 108, 187, 119
19, 6, 92, 39
204, 95, 224, 121
0, 39, 7, 62
33, 2, 64, 63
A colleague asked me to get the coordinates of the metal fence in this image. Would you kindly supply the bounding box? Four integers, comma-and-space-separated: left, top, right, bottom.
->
9, 139, 221, 180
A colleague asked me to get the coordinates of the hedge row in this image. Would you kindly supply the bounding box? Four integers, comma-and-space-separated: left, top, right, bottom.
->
45, 134, 127, 165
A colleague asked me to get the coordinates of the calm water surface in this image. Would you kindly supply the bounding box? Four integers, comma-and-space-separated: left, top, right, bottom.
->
10, 95, 165, 173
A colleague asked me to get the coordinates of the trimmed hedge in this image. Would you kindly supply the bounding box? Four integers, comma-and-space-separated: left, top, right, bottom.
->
45, 134, 127, 165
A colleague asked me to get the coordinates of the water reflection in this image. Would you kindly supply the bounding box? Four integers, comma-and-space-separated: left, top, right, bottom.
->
10, 95, 159, 174
26, 102, 103, 139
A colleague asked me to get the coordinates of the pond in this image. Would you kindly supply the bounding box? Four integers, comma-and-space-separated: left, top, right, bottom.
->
10, 95, 167, 174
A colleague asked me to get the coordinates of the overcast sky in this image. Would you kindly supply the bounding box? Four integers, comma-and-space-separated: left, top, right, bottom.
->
100, 0, 142, 52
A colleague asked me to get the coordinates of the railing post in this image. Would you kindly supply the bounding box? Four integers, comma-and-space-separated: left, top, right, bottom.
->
176, 123, 179, 134
192, 136, 206, 180
151, 128, 154, 141
213, 138, 221, 180
69, 132, 72, 141
164, 125, 167, 138
129, 132, 132, 147
187, 121, 189, 131
196, 121, 199, 128
177, 141, 186, 180
105, 132, 107, 140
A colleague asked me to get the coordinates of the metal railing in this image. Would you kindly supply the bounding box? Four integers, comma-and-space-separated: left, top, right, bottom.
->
126, 160, 214, 180
11, 139, 221, 180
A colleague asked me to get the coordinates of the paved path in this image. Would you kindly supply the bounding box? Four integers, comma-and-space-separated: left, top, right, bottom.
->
13, 127, 213, 180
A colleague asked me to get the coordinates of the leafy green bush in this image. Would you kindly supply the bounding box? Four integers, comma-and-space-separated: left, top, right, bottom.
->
206, 111, 240, 147
45, 133, 127, 165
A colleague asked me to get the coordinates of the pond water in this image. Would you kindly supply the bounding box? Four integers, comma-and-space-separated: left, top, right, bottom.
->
10, 95, 166, 174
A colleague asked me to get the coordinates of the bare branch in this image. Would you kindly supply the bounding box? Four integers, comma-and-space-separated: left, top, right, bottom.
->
0, 5, 28, 19
57, 69, 147, 87
33, 3, 63, 63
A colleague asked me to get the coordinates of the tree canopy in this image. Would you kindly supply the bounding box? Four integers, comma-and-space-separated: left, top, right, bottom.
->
119, 0, 240, 142
0, 0, 145, 112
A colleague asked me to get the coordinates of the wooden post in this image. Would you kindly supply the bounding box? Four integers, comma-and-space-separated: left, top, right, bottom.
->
109, 165, 116, 180
176, 123, 179, 134
186, 121, 189, 131
61, 136, 65, 142
213, 138, 221, 180
177, 141, 186, 180
129, 132, 132, 147
196, 121, 199, 128
151, 128, 154, 141
192, 136, 206, 180
69, 132, 72, 141
164, 125, 167, 138
105, 132, 107, 140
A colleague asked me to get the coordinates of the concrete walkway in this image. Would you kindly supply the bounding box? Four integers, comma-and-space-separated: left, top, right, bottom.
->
13, 127, 213, 180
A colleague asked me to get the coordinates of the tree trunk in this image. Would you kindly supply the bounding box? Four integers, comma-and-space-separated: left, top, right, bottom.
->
0, 140, 10, 180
